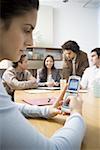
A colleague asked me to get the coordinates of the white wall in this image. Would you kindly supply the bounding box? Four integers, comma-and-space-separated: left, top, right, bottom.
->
0, 5, 99, 69
98, 7, 100, 46
33, 5, 53, 47
53, 5, 99, 53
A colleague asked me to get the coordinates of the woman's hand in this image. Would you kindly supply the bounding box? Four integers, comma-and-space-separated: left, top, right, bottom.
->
63, 95, 83, 115
48, 98, 63, 118
54, 82, 59, 87
49, 94, 83, 117
48, 106, 62, 118
45, 81, 55, 87
45, 81, 59, 87
69, 95, 83, 115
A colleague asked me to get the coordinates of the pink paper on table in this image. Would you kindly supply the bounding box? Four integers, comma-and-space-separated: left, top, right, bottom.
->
23, 97, 56, 106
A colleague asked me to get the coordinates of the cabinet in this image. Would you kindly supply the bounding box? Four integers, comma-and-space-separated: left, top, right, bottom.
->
26, 47, 63, 61
25, 47, 63, 75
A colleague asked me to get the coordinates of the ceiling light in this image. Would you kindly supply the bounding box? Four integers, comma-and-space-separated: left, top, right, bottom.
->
63, 0, 69, 2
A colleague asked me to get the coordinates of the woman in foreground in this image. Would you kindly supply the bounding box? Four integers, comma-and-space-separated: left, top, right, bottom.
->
0, 0, 86, 150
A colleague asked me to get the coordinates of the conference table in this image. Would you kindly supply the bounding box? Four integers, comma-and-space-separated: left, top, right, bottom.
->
15, 89, 100, 150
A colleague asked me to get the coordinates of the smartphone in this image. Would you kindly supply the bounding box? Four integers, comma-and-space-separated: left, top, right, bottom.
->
61, 75, 81, 113
67, 75, 81, 93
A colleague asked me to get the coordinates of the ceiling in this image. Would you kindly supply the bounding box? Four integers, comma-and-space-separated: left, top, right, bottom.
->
39, 0, 100, 8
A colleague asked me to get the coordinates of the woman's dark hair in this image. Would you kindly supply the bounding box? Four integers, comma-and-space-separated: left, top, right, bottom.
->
39, 55, 55, 82
91, 48, 100, 58
62, 40, 80, 54
0, 0, 39, 29
12, 54, 26, 68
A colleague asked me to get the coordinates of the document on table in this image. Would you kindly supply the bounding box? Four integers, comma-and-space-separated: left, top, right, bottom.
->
79, 89, 88, 93
38, 87, 60, 90
24, 89, 53, 94
23, 97, 56, 106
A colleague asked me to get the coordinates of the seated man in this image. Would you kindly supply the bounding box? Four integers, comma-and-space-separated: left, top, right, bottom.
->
61, 40, 89, 81
81, 48, 100, 89
2, 54, 38, 101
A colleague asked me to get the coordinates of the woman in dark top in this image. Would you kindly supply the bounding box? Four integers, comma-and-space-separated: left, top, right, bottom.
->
37, 55, 61, 87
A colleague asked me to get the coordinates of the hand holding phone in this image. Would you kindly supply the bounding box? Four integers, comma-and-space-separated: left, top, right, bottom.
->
61, 92, 71, 113
61, 75, 81, 113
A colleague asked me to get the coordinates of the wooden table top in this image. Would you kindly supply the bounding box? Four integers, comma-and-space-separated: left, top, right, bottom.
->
15, 89, 100, 150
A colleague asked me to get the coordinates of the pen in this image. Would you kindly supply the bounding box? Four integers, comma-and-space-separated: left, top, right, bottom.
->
48, 98, 51, 103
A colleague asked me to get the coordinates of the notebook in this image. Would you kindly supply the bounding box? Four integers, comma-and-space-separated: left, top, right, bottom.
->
23, 97, 56, 106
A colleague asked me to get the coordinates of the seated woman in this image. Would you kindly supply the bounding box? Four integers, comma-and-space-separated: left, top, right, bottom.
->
2, 54, 37, 101
37, 55, 61, 87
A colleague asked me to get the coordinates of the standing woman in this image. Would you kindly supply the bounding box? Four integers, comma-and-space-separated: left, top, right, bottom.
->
37, 55, 61, 87
0, 0, 85, 150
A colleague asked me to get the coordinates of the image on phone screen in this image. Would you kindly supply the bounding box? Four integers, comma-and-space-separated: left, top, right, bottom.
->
68, 79, 79, 91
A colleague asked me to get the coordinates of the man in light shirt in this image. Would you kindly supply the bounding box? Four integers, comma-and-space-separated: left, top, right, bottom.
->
2, 54, 38, 101
81, 48, 100, 89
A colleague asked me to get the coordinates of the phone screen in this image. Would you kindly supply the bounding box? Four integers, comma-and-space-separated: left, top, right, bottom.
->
68, 78, 79, 91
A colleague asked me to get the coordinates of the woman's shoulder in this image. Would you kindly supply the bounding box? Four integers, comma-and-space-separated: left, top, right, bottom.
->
53, 68, 59, 72
52, 68, 60, 75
